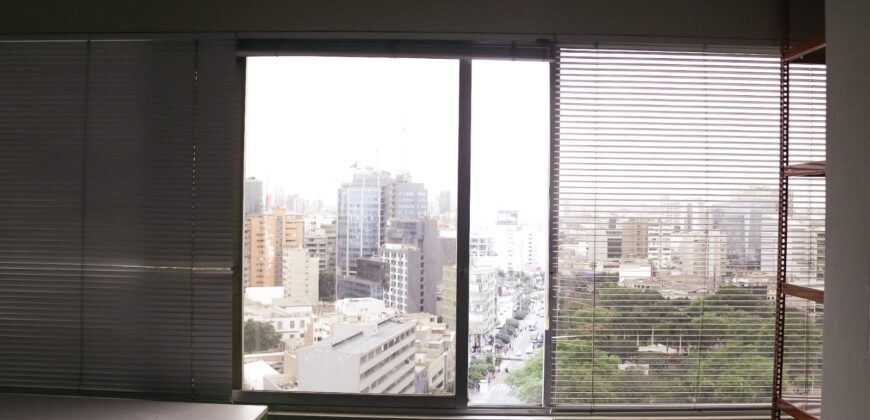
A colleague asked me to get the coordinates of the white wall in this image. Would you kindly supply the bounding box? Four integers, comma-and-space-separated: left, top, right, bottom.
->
822, 0, 870, 417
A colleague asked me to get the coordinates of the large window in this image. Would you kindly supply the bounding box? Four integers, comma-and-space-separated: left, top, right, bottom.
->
237, 44, 826, 411
242, 57, 458, 395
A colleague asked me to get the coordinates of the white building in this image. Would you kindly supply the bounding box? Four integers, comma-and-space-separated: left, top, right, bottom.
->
244, 360, 280, 390
490, 220, 544, 274
647, 221, 674, 269
469, 264, 497, 337
244, 286, 284, 305
307, 298, 397, 343
401, 313, 456, 393
296, 318, 418, 394
470, 231, 497, 259
282, 247, 319, 306
303, 212, 337, 234
759, 213, 779, 273
675, 230, 728, 279
244, 298, 312, 341
381, 243, 423, 313
618, 262, 652, 285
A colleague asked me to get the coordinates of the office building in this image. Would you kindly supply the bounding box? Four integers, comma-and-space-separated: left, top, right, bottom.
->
304, 224, 336, 273
243, 210, 305, 287
676, 230, 728, 279
336, 170, 394, 276
468, 263, 497, 338
244, 177, 264, 216
439, 266, 457, 330
336, 256, 389, 300
296, 318, 417, 394
392, 173, 428, 218
381, 218, 442, 314
282, 248, 319, 306
621, 219, 649, 260
438, 190, 451, 215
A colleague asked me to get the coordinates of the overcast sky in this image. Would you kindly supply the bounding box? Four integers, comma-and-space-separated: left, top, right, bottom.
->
245, 57, 550, 227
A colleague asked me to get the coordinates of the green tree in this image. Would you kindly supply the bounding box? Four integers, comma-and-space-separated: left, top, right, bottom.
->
468, 357, 493, 384
506, 349, 544, 402
244, 319, 281, 353
506, 284, 820, 405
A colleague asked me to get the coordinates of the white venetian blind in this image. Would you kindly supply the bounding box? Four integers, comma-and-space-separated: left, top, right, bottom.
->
550, 45, 823, 407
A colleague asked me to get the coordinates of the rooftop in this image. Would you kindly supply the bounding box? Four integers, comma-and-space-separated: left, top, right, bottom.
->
303, 318, 415, 356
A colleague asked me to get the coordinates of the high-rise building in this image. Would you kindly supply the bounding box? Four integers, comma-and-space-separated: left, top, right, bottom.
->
438, 190, 451, 215
243, 210, 305, 287
336, 256, 389, 300
276, 209, 305, 248
606, 228, 622, 259
393, 173, 427, 218
286, 194, 310, 214
283, 248, 319, 305
243, 213, 281, 287
621, 219, 649, 260
296, 318, 417, 394
381, 218, 442, 314
488, 212, 544, 273
468, 264, 497, 338
272, 186, 286, 209
647, 220, 674, 269
382, 243, 424, 313
439, 266, 457, 330
469, 231, 497, 258
677, 230, 728, 279
244, 177, 264, 216
684, 202, 694, 233
304, 224, 336, 273
336, 170, 395, 276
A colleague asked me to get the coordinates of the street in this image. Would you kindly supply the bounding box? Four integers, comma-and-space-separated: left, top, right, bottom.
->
469, 298, 545, 405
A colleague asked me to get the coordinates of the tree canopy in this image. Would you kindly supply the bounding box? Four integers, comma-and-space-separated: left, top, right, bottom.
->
244, 319, 282, 353
503, 284, 821, 405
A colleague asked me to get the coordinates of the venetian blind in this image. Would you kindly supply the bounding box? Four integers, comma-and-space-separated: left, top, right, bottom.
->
550, 45, 824, 408
0, 39, 238, 402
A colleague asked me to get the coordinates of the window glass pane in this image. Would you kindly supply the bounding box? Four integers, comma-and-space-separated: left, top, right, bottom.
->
468, 60, 549, 405
243, 57, 458, 395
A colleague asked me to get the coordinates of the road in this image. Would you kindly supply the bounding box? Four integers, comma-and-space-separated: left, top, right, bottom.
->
469, 299, 545, 405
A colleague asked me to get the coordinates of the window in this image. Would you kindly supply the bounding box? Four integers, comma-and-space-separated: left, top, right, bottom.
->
235, 42, 826, 413
242, 56, 458, 395
549, 45, 825, 407
468, 60, 549, 405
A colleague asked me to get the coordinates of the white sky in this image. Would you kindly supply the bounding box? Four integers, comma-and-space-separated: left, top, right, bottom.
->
244, 57, 550, 227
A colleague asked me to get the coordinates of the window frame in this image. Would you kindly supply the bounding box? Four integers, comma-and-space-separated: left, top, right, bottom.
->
232, 40, 554, 411
231, 39, 786, 416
